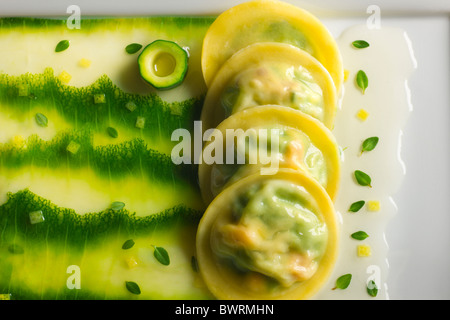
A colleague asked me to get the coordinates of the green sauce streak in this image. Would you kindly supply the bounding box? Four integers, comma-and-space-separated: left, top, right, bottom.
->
0, 132, 196, 185
0, 189, 203, 300
0, 68, 203, 153
0, 16, 215, 301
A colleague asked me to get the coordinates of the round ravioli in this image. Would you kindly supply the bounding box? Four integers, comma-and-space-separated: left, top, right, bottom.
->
196, 169, 339, 300
198, 105, 340, 204
201, 42, 337, 131
201, 0, 343, 94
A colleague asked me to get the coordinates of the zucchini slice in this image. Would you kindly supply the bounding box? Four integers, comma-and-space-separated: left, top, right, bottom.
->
200, 42, 338, 131
196, 169, 339, 300
201, 0, 343, 94
138, 40, 188, 90
198, 105, 341, 205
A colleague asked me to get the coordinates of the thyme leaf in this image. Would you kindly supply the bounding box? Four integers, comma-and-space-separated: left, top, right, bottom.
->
361, 137, 379, 154
55, 40, 70, 53
125, 281, 141, 295
122, 239, 135, 250
111, 201, 125, 211
152, 245, 170, 266
35, 113, 48, 127
367, 280, 379, 297
356, 70, 369, 94
352, 40, 370, 49
355, 170, 372, 187
351, 231, 369, 240
349, 200, 365, 213
333, 274, 352, 290
125, 43, 143, 54
107, 126, 118, 138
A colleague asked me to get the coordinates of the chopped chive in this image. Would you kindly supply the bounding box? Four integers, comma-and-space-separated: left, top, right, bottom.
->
66, 141, 81, 154
17, 83, 29, 96
0, 294, 12, 300
29, 210, 45, 224
125, 101, 137, 112
135, 116, 145, 129
93, 93, 106, 104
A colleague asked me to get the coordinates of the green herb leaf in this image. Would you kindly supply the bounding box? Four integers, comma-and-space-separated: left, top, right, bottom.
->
367, 280, 378, 297
107, 126, 118, 138
355, 170, 372, 187
352, 40, 370, 49
349, 200, 365, 213
152, 245, 170, 266
191, 256, 199, 273
351, 231, 369, 240
125, 281, 141, 295
361, 136, 379, 154
356, 70, 369, 94
35, 113, 48, 127
111, 201, 125, 211
55, 40, 70, 53
122, 239, 135, 250
125, 43, 143, 54
333, 274, 352, 290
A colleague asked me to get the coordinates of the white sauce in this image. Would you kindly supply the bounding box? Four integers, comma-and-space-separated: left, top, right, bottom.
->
314, 24, 416, 299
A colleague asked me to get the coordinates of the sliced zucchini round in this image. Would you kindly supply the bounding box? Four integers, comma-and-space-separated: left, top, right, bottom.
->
196, 169, 340, 300
200, 42, 338, 131
138, 40, 188, 90
198, 105, 341, 205
201, 0, 343, 94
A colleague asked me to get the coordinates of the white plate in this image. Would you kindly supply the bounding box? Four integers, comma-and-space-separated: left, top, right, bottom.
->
0, 0, 449, 16
1, 0, 449, 300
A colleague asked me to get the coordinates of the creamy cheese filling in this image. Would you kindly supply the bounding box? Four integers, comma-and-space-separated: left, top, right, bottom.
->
220, 63, 324, 122
209, 126, 328, 198
210, 179, 328, 288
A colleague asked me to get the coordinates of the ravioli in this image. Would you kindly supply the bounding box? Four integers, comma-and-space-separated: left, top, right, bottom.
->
198, 105, 340, 205
201, 42, 338, 130
196, 169, 339, 300
201, 0, 344, 94
196, 0, 343, 300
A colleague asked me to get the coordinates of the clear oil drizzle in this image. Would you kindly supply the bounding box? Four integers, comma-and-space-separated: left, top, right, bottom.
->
314, 24, 417, 299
